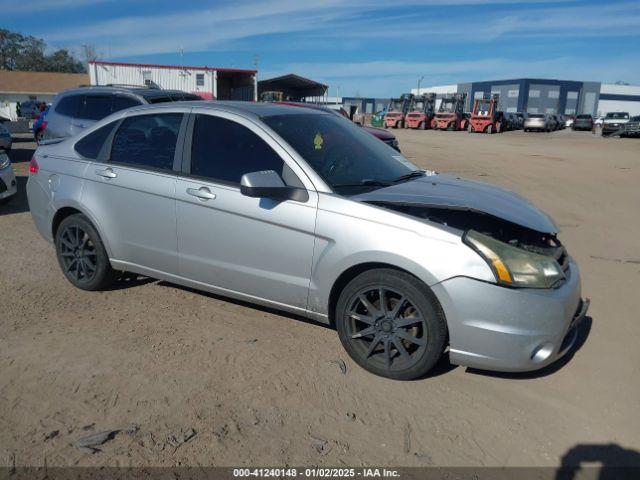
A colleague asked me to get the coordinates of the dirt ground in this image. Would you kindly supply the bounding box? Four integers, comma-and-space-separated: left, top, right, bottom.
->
1, 129, 639, 469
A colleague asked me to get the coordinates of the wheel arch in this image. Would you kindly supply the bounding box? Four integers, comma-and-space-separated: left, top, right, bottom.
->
327, 262, 436, 327
51, 202, 113, 257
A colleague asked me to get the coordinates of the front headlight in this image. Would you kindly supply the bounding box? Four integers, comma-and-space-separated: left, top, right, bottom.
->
464, 230, 565, 289
0, 152, 10, 170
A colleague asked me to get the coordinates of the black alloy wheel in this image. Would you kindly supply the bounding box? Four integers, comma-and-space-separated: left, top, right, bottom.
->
55, 214, 118, 290
336, 269, 447, 380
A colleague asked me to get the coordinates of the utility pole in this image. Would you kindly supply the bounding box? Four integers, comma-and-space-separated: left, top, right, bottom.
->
417, 76, 424, 94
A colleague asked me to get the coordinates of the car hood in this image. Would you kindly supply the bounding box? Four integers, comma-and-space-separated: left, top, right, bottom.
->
363, 126, 395, 140
352, 173, 558, 234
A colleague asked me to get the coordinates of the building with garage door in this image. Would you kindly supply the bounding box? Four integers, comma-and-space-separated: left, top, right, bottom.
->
412, 79, 640, 117
89, 60, 257, 101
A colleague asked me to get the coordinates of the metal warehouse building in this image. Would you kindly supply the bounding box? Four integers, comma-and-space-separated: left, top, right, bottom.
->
89, 60, 257, 101
412, 79, 640, 117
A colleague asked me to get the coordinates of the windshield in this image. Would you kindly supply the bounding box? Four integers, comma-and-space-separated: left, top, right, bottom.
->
389, 100, 404, 112
605, 112, 629, 119
474, 100, 492, 115
439, 100, 455, 113
412, 101, 425, 111
576, 115, 591, 119
263, 113, 418, 194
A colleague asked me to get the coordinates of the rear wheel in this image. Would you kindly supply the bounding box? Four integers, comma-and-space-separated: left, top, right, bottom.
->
55, 214, 118, 291
486, 124, 493, 134
335, 269, 447, 380
467, 123, 473, 133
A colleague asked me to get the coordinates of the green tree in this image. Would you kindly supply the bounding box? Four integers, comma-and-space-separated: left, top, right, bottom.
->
0, 28, 86, 73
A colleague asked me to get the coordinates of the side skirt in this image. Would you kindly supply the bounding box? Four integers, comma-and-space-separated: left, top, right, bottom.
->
109, 259, 331, 325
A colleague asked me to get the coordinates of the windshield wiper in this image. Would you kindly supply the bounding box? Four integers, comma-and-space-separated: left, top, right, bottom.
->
332, 179, 392, 188
391, 170, 426, 183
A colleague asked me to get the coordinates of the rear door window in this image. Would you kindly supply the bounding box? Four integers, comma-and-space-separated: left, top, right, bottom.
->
78, 95, 113, 120
110, 113, 183, 171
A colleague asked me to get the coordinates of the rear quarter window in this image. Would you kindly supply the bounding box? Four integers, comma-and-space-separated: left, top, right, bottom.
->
55, 95, 82, 116
113, 96, 142, 112
78, 96, 113, 121
74, 123, 116, 159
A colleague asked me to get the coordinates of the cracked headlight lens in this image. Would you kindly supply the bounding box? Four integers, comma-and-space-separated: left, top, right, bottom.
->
464, 230, 565, 288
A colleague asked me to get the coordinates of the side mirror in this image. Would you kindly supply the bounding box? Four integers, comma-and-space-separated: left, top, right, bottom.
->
240, 170, 308, 202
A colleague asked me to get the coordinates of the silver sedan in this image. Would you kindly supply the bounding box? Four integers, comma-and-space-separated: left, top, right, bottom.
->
26, 102, 587, 380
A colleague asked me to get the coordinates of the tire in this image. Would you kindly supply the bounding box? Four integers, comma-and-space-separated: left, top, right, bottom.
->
467, 123, 473, 133
0, 195, 12, 206
55, 213, 118, 291
486, 124, 493, 134
335, 268, 447, 380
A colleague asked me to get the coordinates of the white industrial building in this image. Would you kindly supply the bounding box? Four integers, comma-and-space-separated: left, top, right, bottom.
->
411, 79, 640, 116
88, 60, 258, 101
597, 83, 640, 116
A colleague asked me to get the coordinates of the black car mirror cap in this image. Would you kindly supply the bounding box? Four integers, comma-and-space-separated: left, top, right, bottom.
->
240, 170, 308, 202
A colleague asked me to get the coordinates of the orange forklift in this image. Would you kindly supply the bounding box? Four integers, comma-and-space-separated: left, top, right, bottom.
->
468, 93, 505, 134
384, 93, 413, 128
405, 93, 436, 129
432, 93, 468, 131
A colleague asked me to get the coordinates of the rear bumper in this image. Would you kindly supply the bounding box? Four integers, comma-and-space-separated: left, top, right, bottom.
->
0, 164, 17, 200
432, 259, 587, 372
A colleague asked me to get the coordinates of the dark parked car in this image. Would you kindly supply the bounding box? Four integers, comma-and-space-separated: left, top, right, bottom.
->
572, 114, 594, 131
42, 86, 203, 141
18, 100, 44, 119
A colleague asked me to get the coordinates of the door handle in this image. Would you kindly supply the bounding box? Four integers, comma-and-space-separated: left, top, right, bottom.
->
187, 186, 216, 201
95, 168, 117, 179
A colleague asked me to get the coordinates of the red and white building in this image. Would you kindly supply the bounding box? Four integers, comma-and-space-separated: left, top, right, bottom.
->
88, 60, 257, 101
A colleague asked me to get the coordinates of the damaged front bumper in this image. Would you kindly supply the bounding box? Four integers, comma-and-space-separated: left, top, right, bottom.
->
431, 258, 588, 372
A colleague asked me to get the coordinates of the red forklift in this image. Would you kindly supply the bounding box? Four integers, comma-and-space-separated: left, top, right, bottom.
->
384, 93, 413, 128
405, 93, 436, 129
432, 93, 468, 131
468, 93, 505, 134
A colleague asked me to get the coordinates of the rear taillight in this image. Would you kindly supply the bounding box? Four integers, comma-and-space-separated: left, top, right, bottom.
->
29, 156, 39, 174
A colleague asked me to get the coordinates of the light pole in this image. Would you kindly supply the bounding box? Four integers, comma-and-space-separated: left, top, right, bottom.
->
417, 76, 424, 94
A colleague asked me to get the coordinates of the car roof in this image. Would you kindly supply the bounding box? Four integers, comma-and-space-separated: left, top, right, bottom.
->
122, 100, 329, 119
59, 85, 198, 98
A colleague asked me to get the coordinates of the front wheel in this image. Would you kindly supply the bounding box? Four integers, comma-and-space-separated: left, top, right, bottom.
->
486, 124, 493, 134
55, 214, 118, 291
335, 269, 447, 380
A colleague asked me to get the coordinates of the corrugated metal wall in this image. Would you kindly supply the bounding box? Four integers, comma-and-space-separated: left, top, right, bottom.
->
89, 63, 256, 100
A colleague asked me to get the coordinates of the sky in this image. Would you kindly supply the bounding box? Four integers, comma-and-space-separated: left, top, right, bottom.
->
2, 0, 640, 97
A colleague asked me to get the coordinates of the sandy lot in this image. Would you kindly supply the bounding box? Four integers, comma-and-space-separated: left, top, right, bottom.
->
1, 129, 639, 469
